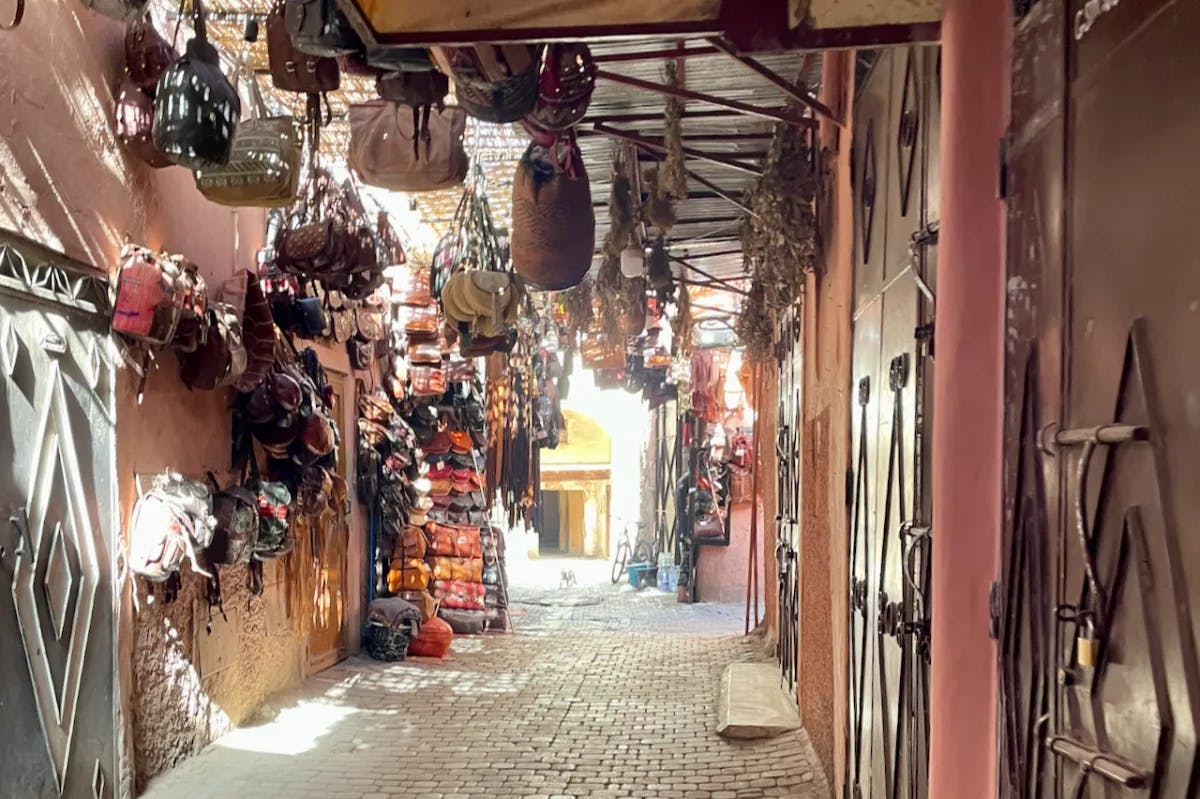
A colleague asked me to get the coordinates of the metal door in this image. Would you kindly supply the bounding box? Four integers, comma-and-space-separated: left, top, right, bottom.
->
775, 304, 802, 694
0, 236, 118, 799
1001, 0, 1200, 794
846, 46, 938, 799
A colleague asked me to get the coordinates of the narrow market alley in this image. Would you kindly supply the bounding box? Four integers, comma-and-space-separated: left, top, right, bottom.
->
141, 560, 827, 799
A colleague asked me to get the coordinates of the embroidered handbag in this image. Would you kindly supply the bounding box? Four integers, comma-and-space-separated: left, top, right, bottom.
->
128, 472, 215, 582
111, 244, 186, 345
196, 56, 301, 207
152, 0, 240, 169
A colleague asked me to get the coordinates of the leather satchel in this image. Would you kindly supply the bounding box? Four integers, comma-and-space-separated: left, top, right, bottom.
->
153, 2, 240, 169
267, 2, 339, 93
581, 332, 625, 370
125, 14, 175, 89
348, 102, 468, 193
196, 56, 301, 208
207, 474, 259, 566
376, 70, 448, 107
179, 304, 246, 390
409, 365, 446, 397
112, 244, 185, 345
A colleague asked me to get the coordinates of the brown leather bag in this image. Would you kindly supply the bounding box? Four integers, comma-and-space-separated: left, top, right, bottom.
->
125, 14, 175, 89
348, 102, 468, 193
581, 332, 625, 370
116, 80, 171, 168
267, 2, 339, 93
179, 304, 246, 390
511, 140, 594, 290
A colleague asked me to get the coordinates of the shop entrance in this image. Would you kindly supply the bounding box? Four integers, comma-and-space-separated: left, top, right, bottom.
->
539, 408, 612, 558
846, 45, 939, 799
0, 238, 118, 799
1000, 0, 1200, 793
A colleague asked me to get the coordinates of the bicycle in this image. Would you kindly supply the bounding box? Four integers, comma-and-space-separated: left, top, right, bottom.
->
611, 519, 656, 585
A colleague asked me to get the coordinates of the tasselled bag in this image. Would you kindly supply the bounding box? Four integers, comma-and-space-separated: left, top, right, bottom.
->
267, 1, 339, 93
511, 137, 594, 291
348, 101, 468, 193
196, 55, 301, 208
153, 0, 240, 170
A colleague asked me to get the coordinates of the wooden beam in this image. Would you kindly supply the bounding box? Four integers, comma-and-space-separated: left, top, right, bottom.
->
707, 37, 844, 127
595, 70, 817, 130
593, 123, 763, 177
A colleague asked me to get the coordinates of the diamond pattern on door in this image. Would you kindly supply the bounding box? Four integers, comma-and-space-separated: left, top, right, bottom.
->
11, 361, 101, 794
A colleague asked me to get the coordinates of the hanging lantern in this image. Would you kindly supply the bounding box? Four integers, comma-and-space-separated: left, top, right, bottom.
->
620, 245, 645, 278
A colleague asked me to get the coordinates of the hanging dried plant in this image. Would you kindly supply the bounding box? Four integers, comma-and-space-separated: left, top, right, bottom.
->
559, 277, 595, 343
602, 173, 636, 260
741, 122, 818, 309
661, 61, 688, 201
643, 167, 677, 232
671, 283, 693, 355
735, 280, 775, 362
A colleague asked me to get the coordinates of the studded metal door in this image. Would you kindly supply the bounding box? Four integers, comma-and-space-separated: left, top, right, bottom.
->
845, 45, 938, 799
0, 237, 118, 799
1000, 0, 1200, 795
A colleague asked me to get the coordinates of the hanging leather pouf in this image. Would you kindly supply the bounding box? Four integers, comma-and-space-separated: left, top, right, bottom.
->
510, 141, 595, 291
152, 0, 240, 170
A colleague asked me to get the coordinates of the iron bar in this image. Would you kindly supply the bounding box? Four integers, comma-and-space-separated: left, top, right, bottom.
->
585, 108, 745, 125
685, 169, 756, 217
707, 37, 843, 127
595, 69, 816, 130
593, 123, 763, 176
1054, 424, 1149, 446
1047, 736, 1151, 788
680, 247, 743, 259
671, 254, 749, 296
579, 129, 771, 143
592, 45, 719, 63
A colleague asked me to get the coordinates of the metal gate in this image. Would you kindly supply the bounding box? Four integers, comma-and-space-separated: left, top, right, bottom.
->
1000, 0, 1200, 794
775, 304, 801, 693
845, 45, 938, 799
0, 236, 118, 799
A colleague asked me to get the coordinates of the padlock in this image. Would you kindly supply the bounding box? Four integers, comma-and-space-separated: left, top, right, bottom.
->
1077, 617, 1098, 668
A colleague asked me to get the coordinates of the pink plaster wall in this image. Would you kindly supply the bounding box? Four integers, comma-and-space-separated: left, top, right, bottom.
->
696, 500, 766, 609
928, 1, 1008, 796
1, 3, 362, 790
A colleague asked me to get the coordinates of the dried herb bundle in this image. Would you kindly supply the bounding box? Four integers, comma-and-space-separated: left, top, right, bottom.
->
661, 61, 688, 201
559, 278, 595, 343
602, 173, 636, 260
735, 280, 775, 362
643, 167, 677, 232
671, 284, 693, 355
741, 122, 818, 308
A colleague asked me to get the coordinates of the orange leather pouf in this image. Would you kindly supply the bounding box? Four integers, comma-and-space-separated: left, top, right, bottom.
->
407, 616, 453, 658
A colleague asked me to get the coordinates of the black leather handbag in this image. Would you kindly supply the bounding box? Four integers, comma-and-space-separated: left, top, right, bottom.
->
153, 0, 240, 169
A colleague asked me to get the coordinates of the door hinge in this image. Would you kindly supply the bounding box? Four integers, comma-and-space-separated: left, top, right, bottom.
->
988, 579, 1002, 640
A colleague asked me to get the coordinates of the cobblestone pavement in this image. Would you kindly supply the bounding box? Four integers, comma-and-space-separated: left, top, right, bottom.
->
142, 558, 829, 799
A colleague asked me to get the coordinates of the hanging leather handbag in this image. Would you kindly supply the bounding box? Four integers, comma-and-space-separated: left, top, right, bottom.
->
407, 340, 441, 365
355, 295, 387, 341
401, 304, 440, 340
125, 14, 175, 90
111, 244, 185, 345
116, 80, 172, 168
235, 272, 277, 392
128, 472, 214, 582
431, 45, 540, 124
277, 183, 349, 276
168, 257, 209, 354
375, 69, 447, 107
196, 56, 301, 208
367, 45, 436, 74
179, 304, 245, 390
153, 1, 240, 169
409, 365, 446, 397
295, 290, 331, 339
284, 0, 359, 57
329, 299, 357, 343
393, 266, 432, 307
206, 473, 259, 566
267, 1, 339, 93
511, 139, 594, 290
581, 332, 625, 370
80, 0, 149, 23
523, 43, 596, 146
348, 101, 469, 193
